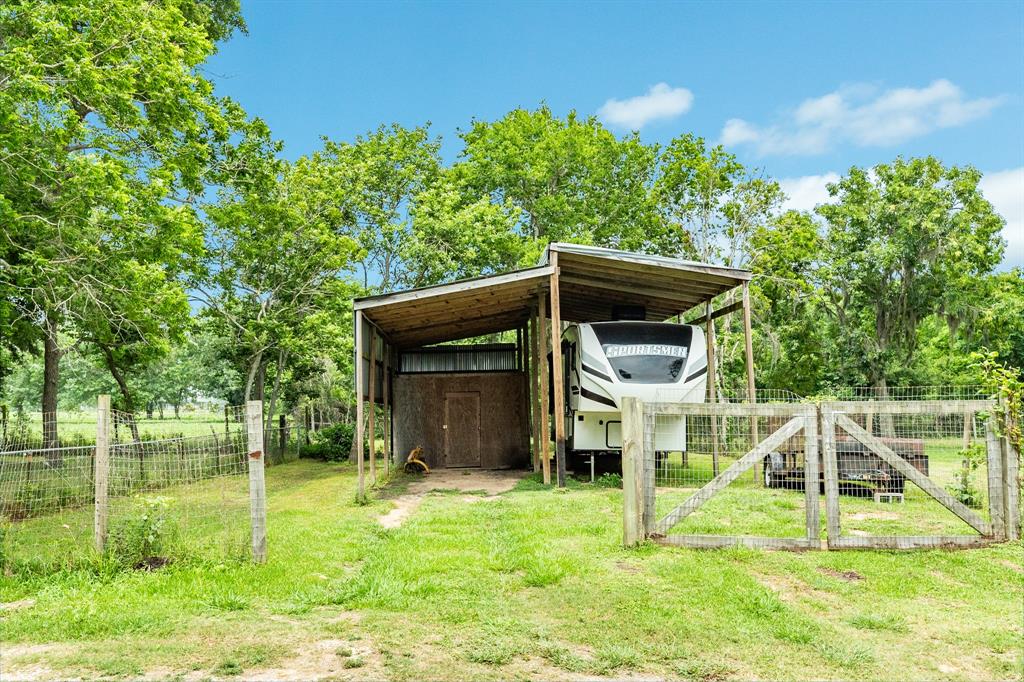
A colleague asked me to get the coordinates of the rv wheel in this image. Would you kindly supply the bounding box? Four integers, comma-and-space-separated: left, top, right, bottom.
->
763, 460, 779, 488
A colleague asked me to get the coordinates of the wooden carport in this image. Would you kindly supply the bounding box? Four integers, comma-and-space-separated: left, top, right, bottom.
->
352, 243, 754, 496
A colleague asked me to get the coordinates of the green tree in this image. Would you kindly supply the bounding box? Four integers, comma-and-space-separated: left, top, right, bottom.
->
816, 157, 1005, 408
0, 0, 245, 448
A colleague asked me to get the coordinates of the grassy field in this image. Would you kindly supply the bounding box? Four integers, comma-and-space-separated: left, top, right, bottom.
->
2, 410, 244, 449
1, 459, 1021, 681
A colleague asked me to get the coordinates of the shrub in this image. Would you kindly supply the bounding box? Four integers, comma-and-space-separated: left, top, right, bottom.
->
594, 473, 622, 488
107, 496, 176, 567
302, 423, 369, 462
947, 443, 984, 508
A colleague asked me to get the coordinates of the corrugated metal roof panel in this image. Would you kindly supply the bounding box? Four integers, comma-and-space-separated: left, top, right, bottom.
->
400, 344, 519, 373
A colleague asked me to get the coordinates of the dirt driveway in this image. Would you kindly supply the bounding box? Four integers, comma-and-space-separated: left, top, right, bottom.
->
378, 468, 527, 528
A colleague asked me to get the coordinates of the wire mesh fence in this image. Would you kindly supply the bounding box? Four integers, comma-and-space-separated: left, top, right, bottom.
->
0, 402, 288, 572
627, 391, 1017, 551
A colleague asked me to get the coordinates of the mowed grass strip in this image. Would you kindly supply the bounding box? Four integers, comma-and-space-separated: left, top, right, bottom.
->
1, 459, 1021, 680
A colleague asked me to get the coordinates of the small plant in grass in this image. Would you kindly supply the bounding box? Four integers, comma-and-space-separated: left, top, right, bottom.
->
343, 656, 365, 669
947, 443, 984, 508
106, 496, 176, 568
848, 613, 909, 632
213, 659, 243, 676
593, 473, 622, 488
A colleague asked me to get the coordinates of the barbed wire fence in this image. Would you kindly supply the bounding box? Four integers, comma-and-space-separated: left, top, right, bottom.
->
0, 398, 288, 573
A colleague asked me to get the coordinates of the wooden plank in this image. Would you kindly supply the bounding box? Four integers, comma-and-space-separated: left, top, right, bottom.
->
550, 259, 566, 488
820, 408, 842, 546
621, 397, 644, 546
245, 400, 268, 563
646, 402, 812, 418
653, 416, 805, 535
355, 265, 554, 310
657, 535, 815, 550
538, 294, 551, 485
354, 310, 365, 498
94, 394, 111, 553
642, 409, 656, 537
552, 246, 750, 285
826, 400, 995, 416
830, 535, 992, 550
383, 341, 390, 476
985, 419, 1006, 541
368, 329, 377, 486
803, 413, 821, 544
835, 413, 991, 536
529, 312, 541, 472
741, 282, 758, 449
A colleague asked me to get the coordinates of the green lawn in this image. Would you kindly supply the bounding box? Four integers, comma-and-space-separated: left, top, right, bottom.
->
1, 459, 1021, 681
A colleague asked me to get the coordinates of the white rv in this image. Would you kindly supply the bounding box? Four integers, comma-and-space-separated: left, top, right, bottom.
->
556, 321, 707, 472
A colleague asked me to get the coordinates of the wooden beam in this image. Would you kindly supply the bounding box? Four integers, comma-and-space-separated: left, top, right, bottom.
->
550, 259, 567, 488
94, 394, 110, 552
368, 329, 377, 486
245, 400, 268, 563
538, 293, 551, 485
657, 535, 815, 550
530, 311, 541, 473
705, 300, 719, 476
383, 340, 391, 477
354, 309, 365, 499
742, 282, 758, 447
621, 397, 644, 546
355, 265, 554, 310
821, 408, 842, 546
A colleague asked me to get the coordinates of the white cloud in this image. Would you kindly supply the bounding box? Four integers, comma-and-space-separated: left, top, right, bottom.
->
721, 80, 1002, 156
598, 83, 693, 130
778, 172, 840, 212
980, 167, 1024, 268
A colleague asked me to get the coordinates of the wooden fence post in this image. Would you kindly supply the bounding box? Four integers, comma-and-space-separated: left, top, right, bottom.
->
622, 397, 645, 547
821, 406, 841, 548
94, 394, 111, 553
985, 418, 1006, 541
1003, 424, 1020, 542
246, 400, 268, 563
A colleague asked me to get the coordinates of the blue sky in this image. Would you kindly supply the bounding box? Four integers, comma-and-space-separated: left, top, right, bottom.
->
207, 0, 1024, 266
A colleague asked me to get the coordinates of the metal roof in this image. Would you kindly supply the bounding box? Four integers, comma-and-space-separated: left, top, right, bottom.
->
354, 243, 751, 349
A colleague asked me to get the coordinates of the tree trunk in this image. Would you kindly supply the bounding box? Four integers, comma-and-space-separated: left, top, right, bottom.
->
158, 403, 164, 420
42, 314, 60, 462
243, 349, 264, 403
265, 348, 287, 435
876, 376, 896, 439
173, 402, 180, 419
101, 346, 140, 442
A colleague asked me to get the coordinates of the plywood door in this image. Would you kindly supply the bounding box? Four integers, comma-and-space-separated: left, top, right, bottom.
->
444, 391, 481, 467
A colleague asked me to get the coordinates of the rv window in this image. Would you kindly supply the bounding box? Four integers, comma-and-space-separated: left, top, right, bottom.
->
593, 323, 693, 384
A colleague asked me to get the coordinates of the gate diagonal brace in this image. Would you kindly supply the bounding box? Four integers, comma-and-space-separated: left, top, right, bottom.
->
834, 413, 991, 537
653, 416, 805, 536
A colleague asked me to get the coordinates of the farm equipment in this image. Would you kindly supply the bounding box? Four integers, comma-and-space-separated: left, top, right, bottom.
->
763, 435, 927, 498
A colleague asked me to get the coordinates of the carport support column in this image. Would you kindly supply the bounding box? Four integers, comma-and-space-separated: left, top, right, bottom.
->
368, 328, 377, 486
354, 310, 365, 500
705, 300, 720, 476
538, 295, 552, 485
742, 282, 758, 447
530, 312, 541, 473
550, 260, 567, 488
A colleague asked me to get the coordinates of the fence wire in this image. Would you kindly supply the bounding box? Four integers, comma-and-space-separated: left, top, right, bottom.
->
0, 404, 295, 572
827, 404, 994, 541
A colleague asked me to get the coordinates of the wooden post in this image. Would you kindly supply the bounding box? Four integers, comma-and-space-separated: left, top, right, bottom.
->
383, 341, 391, 476
523, 322, 534, 471
821, 407, 841, 547
865, 400, 875, 436
538, 295, 551, 485
245, 400, 268, 563
741, 282, 758, 447
550, 261, 567, 488
622, 397, 645, 546
705, 301, 719, 476
803, 412, 820, 546
530, 311, 541, 473
94, 394, 111, 553
1003, 412, 1020, 541
354, 310, 365, 499
278, 414, 286, 458
962, 411, 973, 450
368, 328, 377, 486
986, 418, 1006, 541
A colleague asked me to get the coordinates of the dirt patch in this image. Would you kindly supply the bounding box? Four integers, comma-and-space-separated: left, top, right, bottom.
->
819, 567, 864, 582
238, 638, 383, 681
999, 559, 1024, 574
0, 643, 75, 682
615, 560, 641, 574
379, 469, 525, 528
848, 511, 900, 521
0, 598, 36, 611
